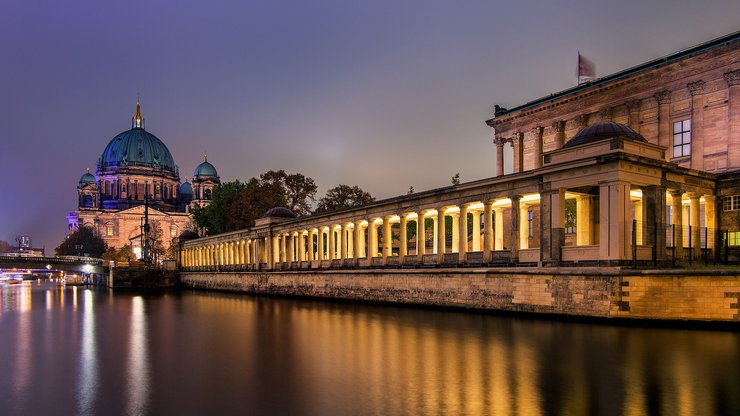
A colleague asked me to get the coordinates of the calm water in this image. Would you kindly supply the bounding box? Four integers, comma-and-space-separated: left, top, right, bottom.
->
0, 281, 738, 416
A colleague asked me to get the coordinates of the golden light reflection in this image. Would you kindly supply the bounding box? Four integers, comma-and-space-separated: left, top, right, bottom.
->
126, 296, 150, 416
77, 289, 97, 416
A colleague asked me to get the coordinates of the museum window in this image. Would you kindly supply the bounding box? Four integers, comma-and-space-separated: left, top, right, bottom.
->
170, 225, 178, 238
527, 210, 533, 238
723, 195, 740, 211
106, 223, 114, 237
727, 231, 740, 247
672, 119, 691, 158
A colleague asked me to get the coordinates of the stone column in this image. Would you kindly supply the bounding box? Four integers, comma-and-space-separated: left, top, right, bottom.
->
451, 213, 460, 253
599, 181, 632, 262
688, 193, 701, 260
688, 81, 706, 170
317, 229, 325, 260
432, 216, 438, 254
399, 214, 408, 265
347, 227, 354, 259
437, 208, 446, 263
458, 204, 468, 263
644, 186, 667, 260
280, 234, 287, 263
472, 210, 481, 251
368, 221, 378, 258
494, 208, 504, 250
654, 90, 671, 160
381, 217, 391, 264
417, 213, 425, 256
340, 225, 347, 260
532, 126, 544, 169
354, 221, 363, 260
520, 204, 529, 250
626, 99, 642, 133
541, 189, 565, 265
484, 202, 493, 262
299, 233, 306, 262
576, 195, 592, 246
509, 195, 521, 262
495, 138, 505, 176
328, 226, 336, 260
725, 70, 740, 168
552, 120, 566, 150
512, 132, 524, 173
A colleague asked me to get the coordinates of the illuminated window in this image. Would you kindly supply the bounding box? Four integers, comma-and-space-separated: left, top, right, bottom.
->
672, 119, 691, 158
728, 231, 740, 247
106, 224, 114, 236
723, 195, 740, 211
170, 226, 178, 238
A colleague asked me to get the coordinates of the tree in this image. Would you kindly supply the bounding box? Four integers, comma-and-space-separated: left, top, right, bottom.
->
258, 170, 317, 216
102, 244, 134, 263
314, 184, 375, 214
55, 227, 107, 258
451, 173, 460, 186
192, 180, 247, 234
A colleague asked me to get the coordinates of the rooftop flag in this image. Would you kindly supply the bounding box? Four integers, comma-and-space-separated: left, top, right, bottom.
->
577, 52, 595, 84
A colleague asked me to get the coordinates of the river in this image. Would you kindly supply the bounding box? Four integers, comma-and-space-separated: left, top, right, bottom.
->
0, 281, 738, 415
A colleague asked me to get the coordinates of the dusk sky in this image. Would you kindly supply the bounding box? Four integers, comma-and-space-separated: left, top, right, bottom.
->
1, 0, 739, 249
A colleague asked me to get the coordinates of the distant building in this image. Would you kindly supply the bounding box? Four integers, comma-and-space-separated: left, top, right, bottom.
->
67, 102, 221, 257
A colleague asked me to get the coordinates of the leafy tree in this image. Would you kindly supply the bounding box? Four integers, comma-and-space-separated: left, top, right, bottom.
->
225, 176, 287, 231
102, 244, 134, 263
314, 184, 375, 214
192, 180, 247, 234
55, 227, 107, 258
451, 173, 460, 186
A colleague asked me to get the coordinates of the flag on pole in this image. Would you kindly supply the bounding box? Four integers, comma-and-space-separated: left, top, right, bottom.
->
577, 52, 595, 84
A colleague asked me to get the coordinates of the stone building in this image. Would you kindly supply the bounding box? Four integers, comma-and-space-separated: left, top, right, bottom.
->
180, 31, 740, 270
67, 102, 221, 258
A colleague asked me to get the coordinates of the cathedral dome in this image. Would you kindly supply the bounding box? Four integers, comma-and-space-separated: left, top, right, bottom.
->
564, 122, 646, 149
193, 157, 218, 179
179, 180, 193, 196
98, 102, 177, 173
79, 170, 96, 186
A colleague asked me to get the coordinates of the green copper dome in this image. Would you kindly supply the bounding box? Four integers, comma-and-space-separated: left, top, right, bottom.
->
194, 156, 218, 178
179, 180, 193, 196
79, 171, 96, 185
98, 102, 178, 174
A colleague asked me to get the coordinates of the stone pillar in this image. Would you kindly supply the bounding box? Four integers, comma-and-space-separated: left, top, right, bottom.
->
689, 193, 701, 260
347, 227, 354, 259
432, 216, 438, 254
399, 214, 408, 265
495, 208, 504, 250
495, 138, 505, 176
359, 222, 367, 258
299, 233, 306, 262
354, 221, 363, 260
437, 208, 446, 262
576, 195, 592, 246
541, 189, 565, 264
705, 195, 717, 249
451, 213, 460, 253
368, 221, 378, 258
280, 234, 287, 263
340, 225, 347, 260
484, 202, 493, 262
654, 90, 671, 160
552, 120, 566, 150
626, 99, 642, 133
671, 190, 683, 259
458, 205, 468, 263
472, 210, 481, 251
417, 213, 425, 256
644, 186, 667, 260
328, 226, 336, 260
599, 181, 632, 262
512, 132, 524, 173
688, 80, 706, 170
317, 229, 325, 260
382, 217, 392, 264
509, 195, 521, 262
520, 204, 529, 250
532, 126, 544, 169
725, 70, 740, 169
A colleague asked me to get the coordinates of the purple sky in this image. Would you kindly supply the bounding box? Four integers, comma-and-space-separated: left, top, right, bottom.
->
1, 0, 739, 249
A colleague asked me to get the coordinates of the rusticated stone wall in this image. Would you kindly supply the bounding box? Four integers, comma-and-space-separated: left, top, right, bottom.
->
180, 269, 740, 322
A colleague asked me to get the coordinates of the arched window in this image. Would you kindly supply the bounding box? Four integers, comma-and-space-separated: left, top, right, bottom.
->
105, 222, 115, 237
204, 188, 212, 200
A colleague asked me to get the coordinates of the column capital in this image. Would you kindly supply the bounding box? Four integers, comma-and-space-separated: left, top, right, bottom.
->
508, 194, 521, 202
654, 90, 672, 104
551, 120, 565, 132
574, 114, 589, 128
724, 70, 740, 87
687, 80, 706, 96
494, 137, 507, 146
669, 189, 684, 199
684, 192, 702, 200
531, 125, 544, 135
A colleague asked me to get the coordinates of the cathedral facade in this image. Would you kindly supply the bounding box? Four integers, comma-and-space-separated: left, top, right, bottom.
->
67, 102, 220, 257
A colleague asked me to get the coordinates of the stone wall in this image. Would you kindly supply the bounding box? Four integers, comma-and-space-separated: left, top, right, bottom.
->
181, 269, 740, 322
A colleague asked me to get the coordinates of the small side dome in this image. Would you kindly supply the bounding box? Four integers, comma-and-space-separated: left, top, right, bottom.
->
178, 230, 199, 241
79, 170, 96, 186
263, 207, 297, 218
179, 181, 193, 196
564, 122, 646, 149
194, 155, 218, 178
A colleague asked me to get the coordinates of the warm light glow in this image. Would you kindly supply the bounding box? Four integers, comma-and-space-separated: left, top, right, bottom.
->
492, 198, 511, 208
389, 215, 400, 222
521, 194, 540, 203
630, 189, 643, 199
467, 202, 485, 210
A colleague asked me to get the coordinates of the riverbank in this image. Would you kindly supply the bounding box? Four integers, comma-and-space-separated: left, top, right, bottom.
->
180, 268, 740, 323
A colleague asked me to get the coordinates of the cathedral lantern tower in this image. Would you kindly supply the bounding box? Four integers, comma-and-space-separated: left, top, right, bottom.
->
191, 154, 220, 209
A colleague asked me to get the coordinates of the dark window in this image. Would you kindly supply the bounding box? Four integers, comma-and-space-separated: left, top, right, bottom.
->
672, 119, 691, 158
723, 195, 740, 211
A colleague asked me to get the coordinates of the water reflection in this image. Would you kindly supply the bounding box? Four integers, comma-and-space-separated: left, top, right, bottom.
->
0, 283, 737, 415
77, 289, 97, 416
127, 296, 150, 416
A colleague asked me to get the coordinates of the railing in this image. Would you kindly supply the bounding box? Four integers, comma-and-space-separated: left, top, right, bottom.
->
0, 255, 104, 266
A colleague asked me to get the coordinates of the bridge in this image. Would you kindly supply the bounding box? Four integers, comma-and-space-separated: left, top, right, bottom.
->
0, 255, 107, 279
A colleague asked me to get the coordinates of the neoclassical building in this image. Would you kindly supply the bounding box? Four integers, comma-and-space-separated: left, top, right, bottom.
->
180, 31, 740, 270
67, 102, 221, 257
